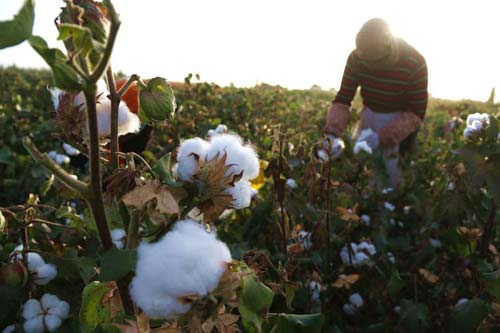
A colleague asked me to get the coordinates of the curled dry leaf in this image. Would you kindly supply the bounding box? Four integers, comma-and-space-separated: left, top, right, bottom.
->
419, 268, 440, 284
457, 226, 482, 240
332, 274, 360, 289
335, 204, 360, 222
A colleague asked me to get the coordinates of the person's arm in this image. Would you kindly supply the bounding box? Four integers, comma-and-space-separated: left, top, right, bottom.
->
323, 52, 359, 137
378, 57, 428, 146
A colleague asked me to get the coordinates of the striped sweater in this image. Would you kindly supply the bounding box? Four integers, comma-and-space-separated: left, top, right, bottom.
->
334, 39, 428, 119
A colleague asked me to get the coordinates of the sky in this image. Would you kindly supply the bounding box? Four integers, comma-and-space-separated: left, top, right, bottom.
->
1, 0, 499, 102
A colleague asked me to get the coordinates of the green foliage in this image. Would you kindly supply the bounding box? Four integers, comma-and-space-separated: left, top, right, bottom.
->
0, 0, 35, 49
239, 274, 274, 332
98, 247, 137, 282
79, 281, 112, 333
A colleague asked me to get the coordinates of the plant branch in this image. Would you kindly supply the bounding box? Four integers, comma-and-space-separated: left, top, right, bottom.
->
84, 84, 113, 250
126, 210, 141, 249
480, 198, 497, 257
22, 137, 89, 196
106, 66, 120, 170
116, 74, 140, 98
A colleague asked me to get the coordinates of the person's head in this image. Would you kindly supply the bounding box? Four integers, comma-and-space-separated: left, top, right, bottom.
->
355, 18, 394, 66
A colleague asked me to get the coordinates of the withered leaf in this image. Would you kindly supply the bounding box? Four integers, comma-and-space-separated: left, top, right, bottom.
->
419, 268, 439, 284
332, 274, 359, 289
122, 182, 157, 210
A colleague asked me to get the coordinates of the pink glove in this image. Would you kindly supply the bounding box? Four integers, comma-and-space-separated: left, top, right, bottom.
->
378, 112, 422, 147
322, 103, 350, 137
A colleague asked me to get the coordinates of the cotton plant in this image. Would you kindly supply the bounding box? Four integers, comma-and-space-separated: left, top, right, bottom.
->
343, 293, 364, 316
463, 113, 490, 140
340, 241, 376, 266
10, 246, 57, 285
129, 219, 232, 319
22, 294, 70, 333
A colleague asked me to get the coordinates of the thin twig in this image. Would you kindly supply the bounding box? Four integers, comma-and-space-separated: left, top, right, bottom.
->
106, 66, 120, 170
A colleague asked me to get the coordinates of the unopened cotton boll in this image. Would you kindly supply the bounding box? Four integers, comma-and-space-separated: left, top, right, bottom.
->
206, 134, 259, 180
130, 219, 232, 319
353, 141, 373, 155
225, 180, 253, 209
177, 138, 210, 181
96, 100, 140, 138
111, 229, 126, 249
286, 178, 298, 189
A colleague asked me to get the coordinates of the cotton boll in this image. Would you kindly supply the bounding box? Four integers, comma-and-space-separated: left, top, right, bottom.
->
360, 215, 371, 226
23, 315, 44, 333
354, 252, 370, 265
62, 143, 80, 156
447, 182, 455, 191
343, 303, 357, 316
44, 314, 62, 331
177, 138, 210, 181
130, 219, 232, 319
357, 241, 376, 256
463, 127, 475, 139
393, 306, 401, 313
340, 243, 358, 265
50, 88, 64, 111
298, 231, 312, 250
111, 229, 126, 249
387, 252, 396, 264
353, 141, 372, 155
2, 325, 15, 333
286, 178, 298, 189
74, 79, 109, 109
47, 151, 58, 160
55, 154, 71, 165
381, 187, 393, 195
349, 293, 364, 309
215, 124, 228, 133
309, 281, 321, 302
41, 294, 61, 311
48, 301, 70, 319
34, 264, 57, 285
470, 120, 483, 131
456, 298, 469, 307
23, 299, 42, 320
10, 247, 45, 272
317, 149, 329, 162
206, 134, 259, 180
225, 180, 253, 209
384, 202, 395, 211
429, 238, 442, 248
96, 100, 140, 138
207, 129, 217, 138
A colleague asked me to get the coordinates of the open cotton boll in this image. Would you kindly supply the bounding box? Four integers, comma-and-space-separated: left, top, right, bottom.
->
44, 314, 62, 331
111, 229, 126, 249
286, 178, 298, 189
384, 202, 396, 211
387, 252, 396, 264
381, 187, 393, 195
47, 300, 70, 319
207, 129, 218, 138
466, 113, 489, 126
353, 141, 372, 155
349, 293, 364, 308
298, 231, 312, 250
456, 298, 469, 307
95, 100, 140, 138
360, 215, 371, 226
73, 79, 109, 109
317, 149, 329, 162
23, 315, 44, 333
23, 299, 42, 320
23, 294, 69, 333
34, 264, 57, 285
177, 138, 211, 181
62, 143, 80, 156
357, 241, 376, 256
130, 219, 232, 319
2, 325, 15, 333
343, 303, 357, 316
225, 180, 253, 209
206, 134, 260, 180
10, 246, 45, 271
215, 124, 228, 133
429, 238, 442, 248
309, 281, 321, 302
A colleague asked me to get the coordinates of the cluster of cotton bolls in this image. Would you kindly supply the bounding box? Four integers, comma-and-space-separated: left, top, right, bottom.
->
353, 129, 374, 155
340, 241, 376, 266
177, 130, 259, 210
62, 143, 80, 156
129, 219, 232, 319
298, 230, 312, 250
343, 293, 364, 315
463, 113, 490, 140
111, 229, 126, 249
319, 134, 345, 161
10, 245, 57, 285
22, 294, 70, 333
50, 80, 140, 139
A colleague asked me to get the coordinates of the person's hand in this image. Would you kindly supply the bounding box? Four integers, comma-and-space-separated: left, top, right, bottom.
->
323, 134, 345, 159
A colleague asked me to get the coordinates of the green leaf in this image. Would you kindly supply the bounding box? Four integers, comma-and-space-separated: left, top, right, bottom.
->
78, 256, 98, 284
398, 299, 431, 333
0, 147, 14, 165
152, 153, 182, 187
285, 283, 297, 310
99, 247, 136, 282
139, 77, 176, 122
39, 174, 55, 197
0, 0, 35, 49
0, 211, 6, 234
58, 23, 102, 57
28, 35, 83, 92
0, 285, 23, 322
239, 274, 274, 332
387, 269, 405, 299
452, 298, 490, 333
266, 313, 324, 333
79, 281, 111, 333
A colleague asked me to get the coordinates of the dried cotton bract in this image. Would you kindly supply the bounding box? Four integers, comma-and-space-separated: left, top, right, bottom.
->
129, 219, 232, 319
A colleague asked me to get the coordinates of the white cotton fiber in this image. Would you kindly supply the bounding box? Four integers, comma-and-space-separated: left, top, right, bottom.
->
340, 241, 376, 266
2, 325, 15, 333
34, 264, 57, 285
384, 202, 396, 211
111, 228, 126, 249
464, 113, 490, 140
349, 293, 364, 308
62, 143, 80, 156
225, 180, 253, 209
130, 219, 232, 319
286, 178, 298, 189
353, 141, 372, 155
177, 138, 211, 181
23, 299, 42, 320
73, 79, 109, 109
343, 303, 357, 316
206, 134, 259, 180
96, 100, 140, 138
23, 315, 44, 333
